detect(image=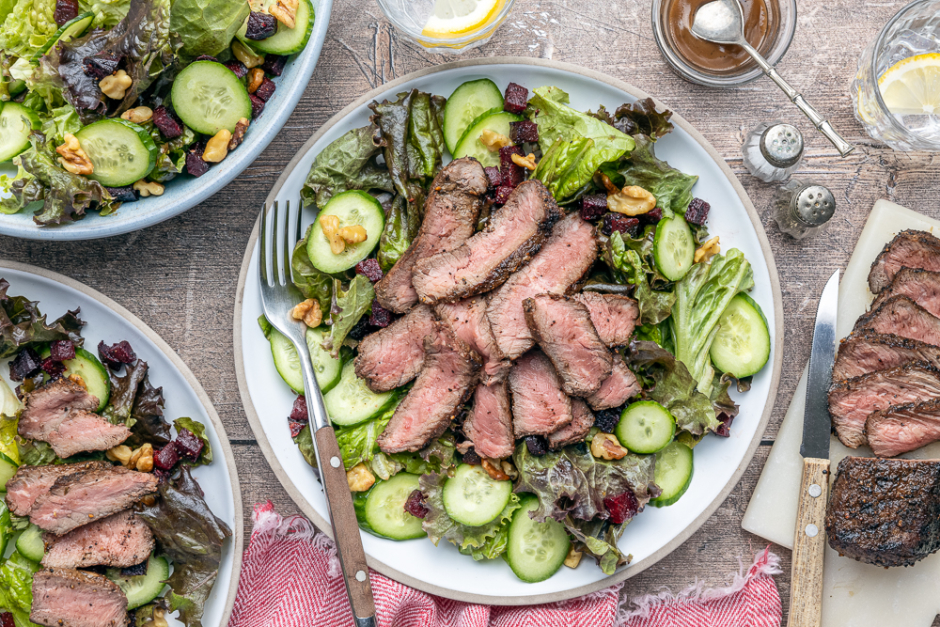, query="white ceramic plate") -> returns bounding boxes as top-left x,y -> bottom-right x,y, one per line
233,58 -> 783,605
0,261 -> 243,625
